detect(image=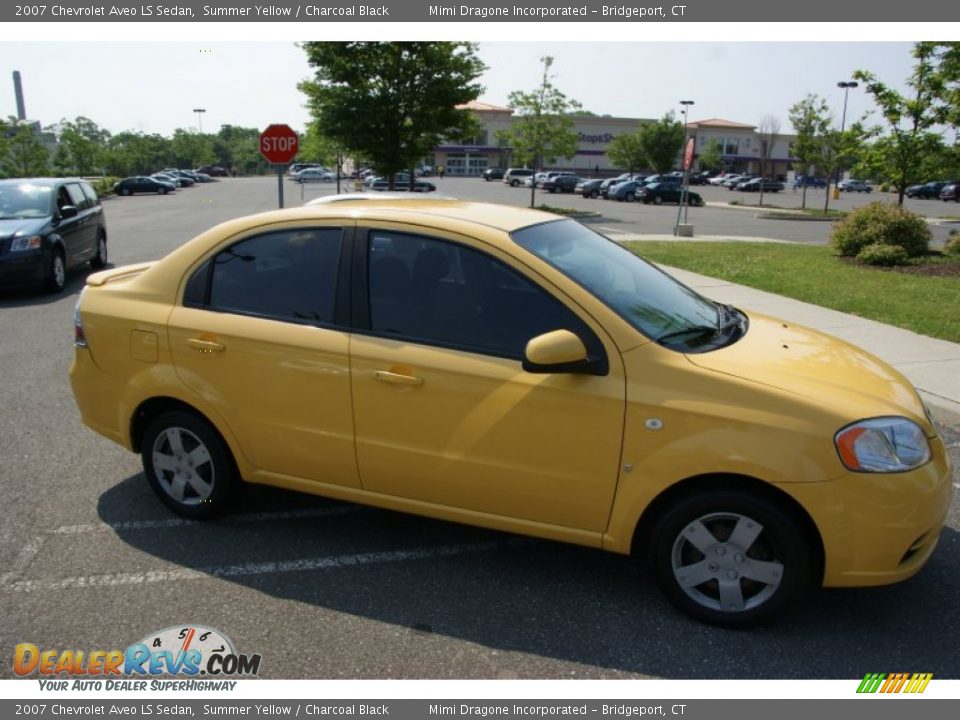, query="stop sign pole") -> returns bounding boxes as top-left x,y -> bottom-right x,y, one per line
259,124 -> 300,208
